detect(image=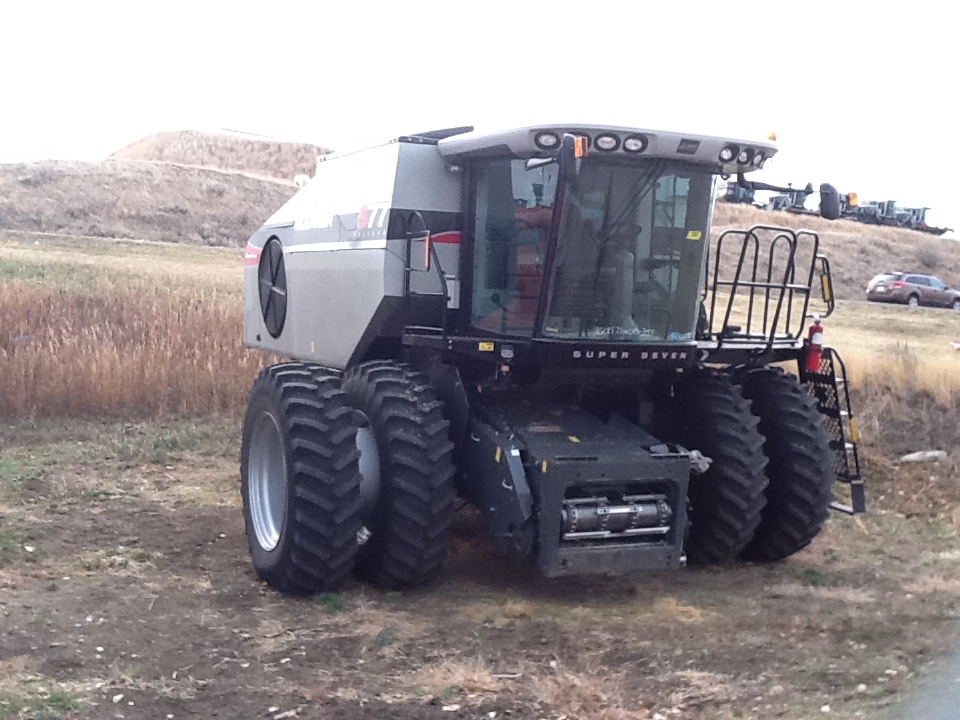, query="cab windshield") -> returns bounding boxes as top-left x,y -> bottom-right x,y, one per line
544,159 -> 713,342
469,157 -> 713,342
